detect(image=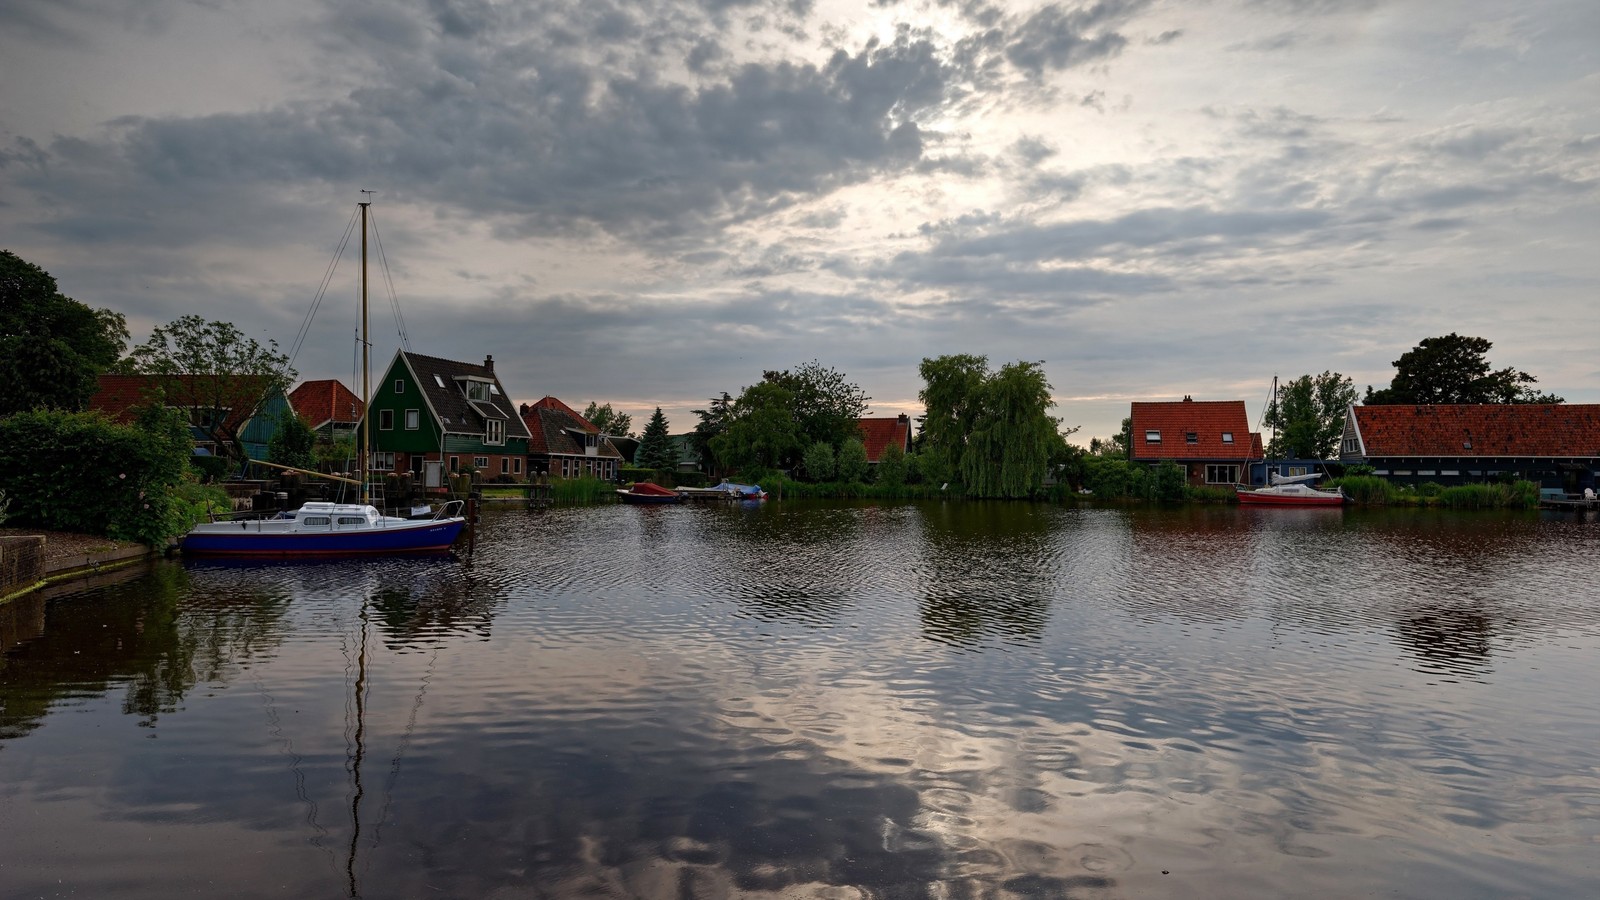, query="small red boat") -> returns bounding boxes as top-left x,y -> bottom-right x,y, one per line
617,482 -> 683,504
